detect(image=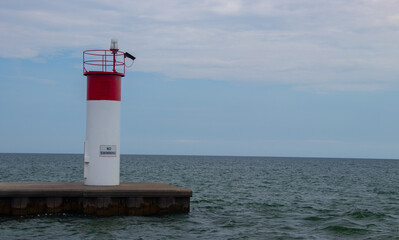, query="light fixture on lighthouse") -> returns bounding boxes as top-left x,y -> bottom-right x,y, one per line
110,38 -> 119,52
